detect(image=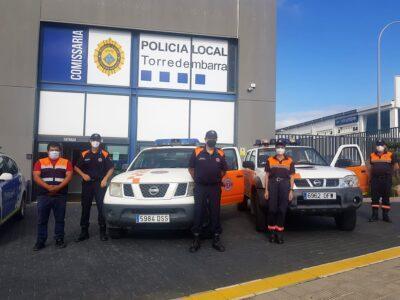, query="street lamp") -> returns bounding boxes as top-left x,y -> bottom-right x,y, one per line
377,20 -> 400,131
